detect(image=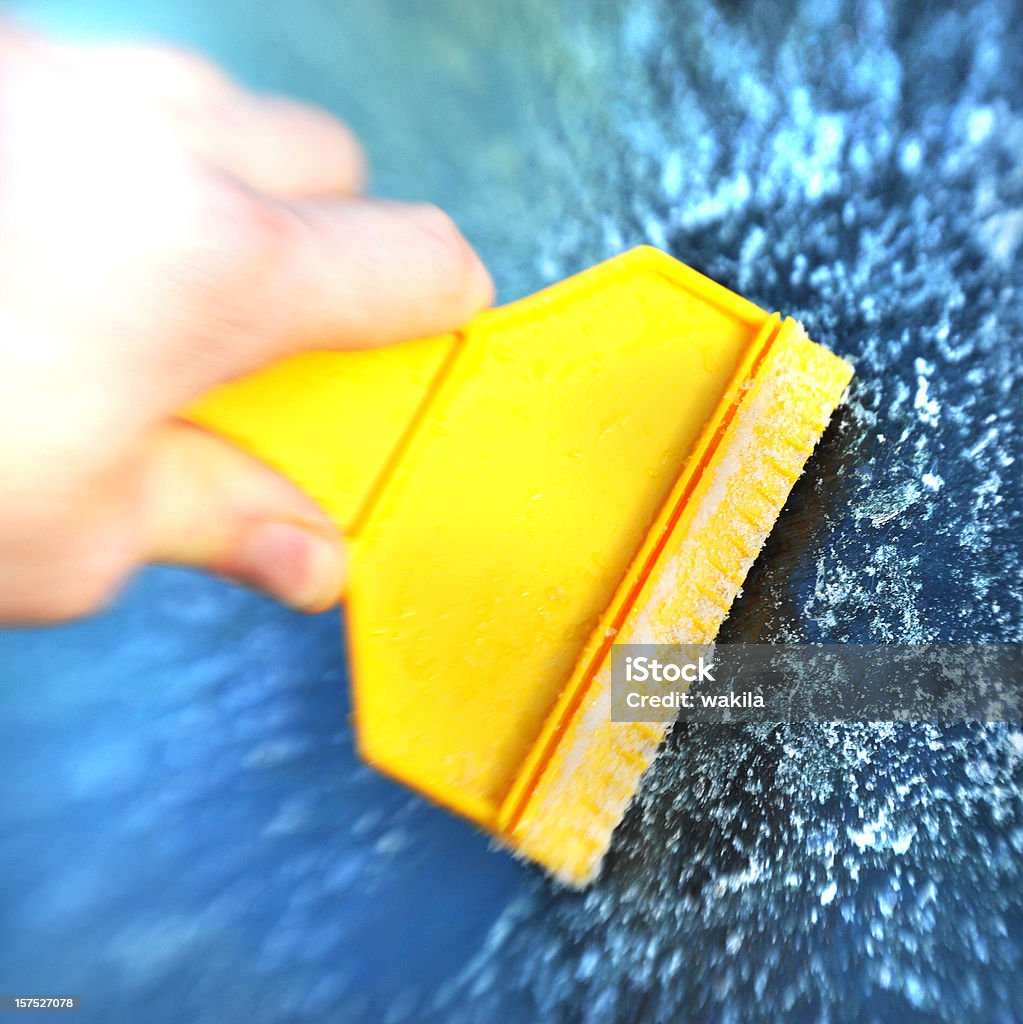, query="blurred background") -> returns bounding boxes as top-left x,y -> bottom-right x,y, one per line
0,0 -> 1021,1021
